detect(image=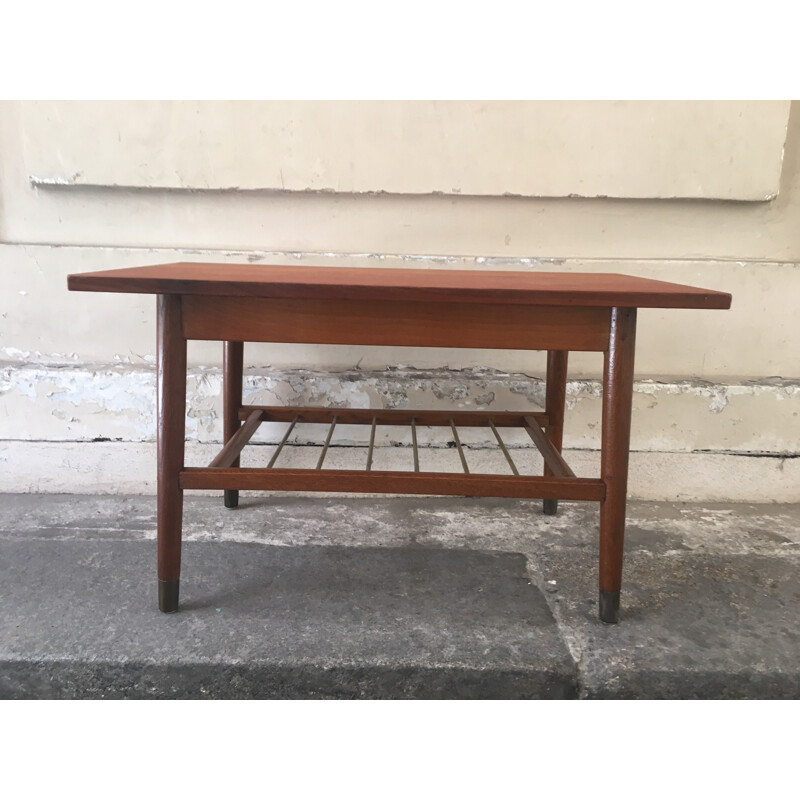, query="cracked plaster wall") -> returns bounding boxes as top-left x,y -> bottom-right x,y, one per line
1,364 -> 798,456
1,101 -> 799,499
